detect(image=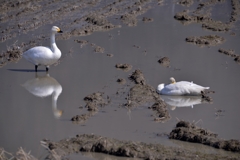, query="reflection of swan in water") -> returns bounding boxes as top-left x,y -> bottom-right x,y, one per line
22,73 -> 63,118
161,95 -> 204,110
157,77 -> 210,96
